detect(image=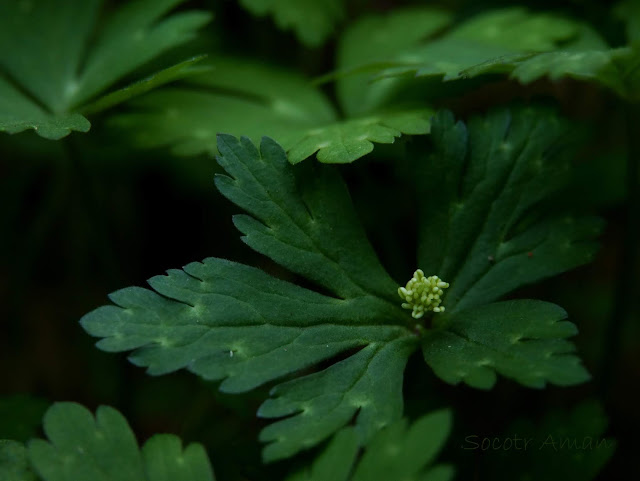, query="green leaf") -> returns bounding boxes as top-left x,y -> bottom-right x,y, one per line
82,108 -> 598,461
459,29 -> 640,100
0,440 -> 37,481
336,7 -> 452,116
0,0 -> 211,139
27,402 -> 215,481
141,435 -> 215,481
350,410 -> 453,481
287,410 -> 454,481
81,56 -> 212,115
259,337 -> 414,461
368,8 -> 579,81
284,110 -> 433,164
0,77 -> 91,139
214,134 -> 399,300
112,58 -> 433,163
359,6 -> 640,100
81,136 -> 415,460
238,0 -> 345,47
413,107 -> 603,314
285,429 -> 359,481
422,300 -> 589,389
